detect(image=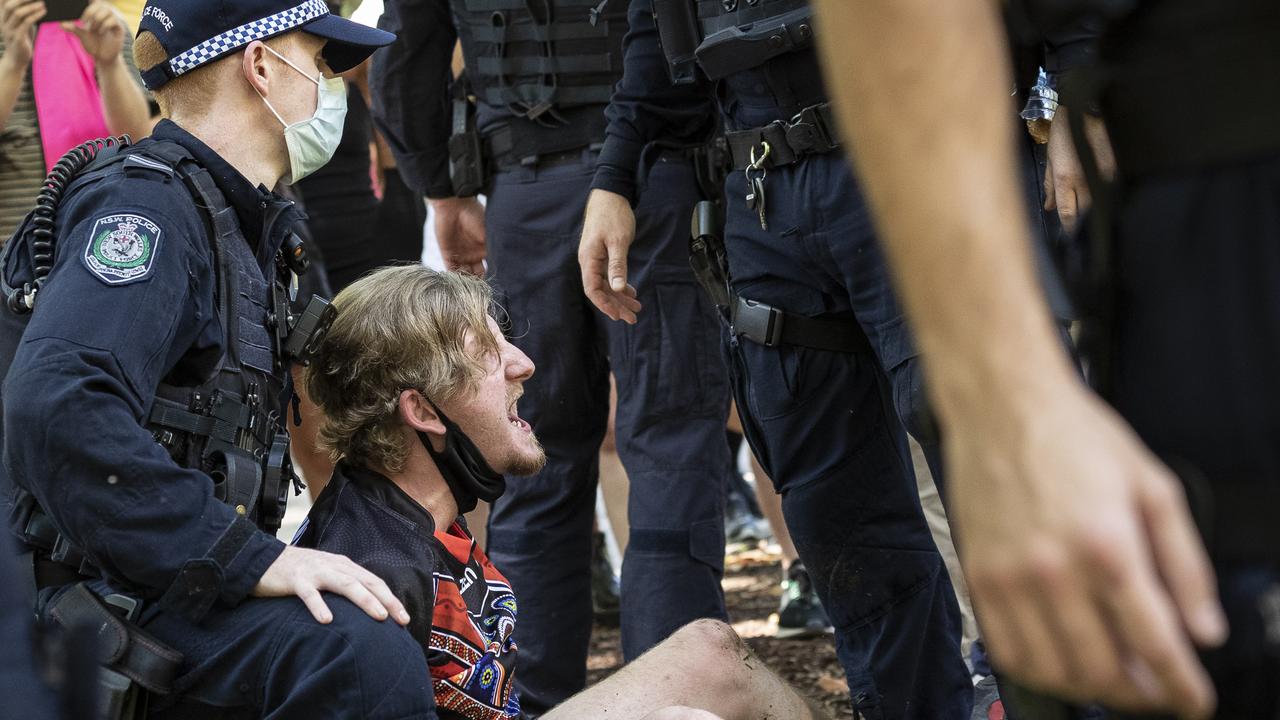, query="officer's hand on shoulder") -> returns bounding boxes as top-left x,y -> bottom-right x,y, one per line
429,196 -> 487,277
579,189 -> 641,324
254,545 -> 412,626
